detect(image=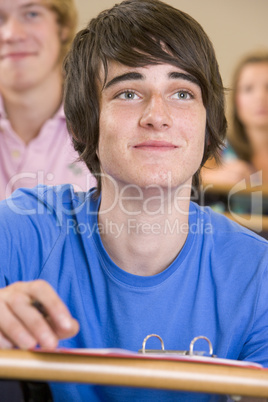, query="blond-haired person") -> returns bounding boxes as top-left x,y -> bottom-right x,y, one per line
0,0 -> 94,200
